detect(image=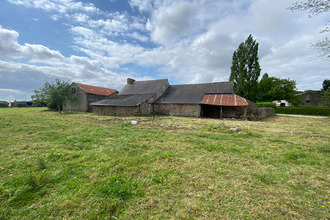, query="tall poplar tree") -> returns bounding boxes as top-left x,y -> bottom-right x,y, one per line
229,34 -> 261,102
